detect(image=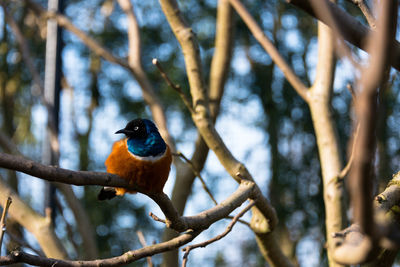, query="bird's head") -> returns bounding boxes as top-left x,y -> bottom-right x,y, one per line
115,118 -> 149,139
116,119 -> 166,157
